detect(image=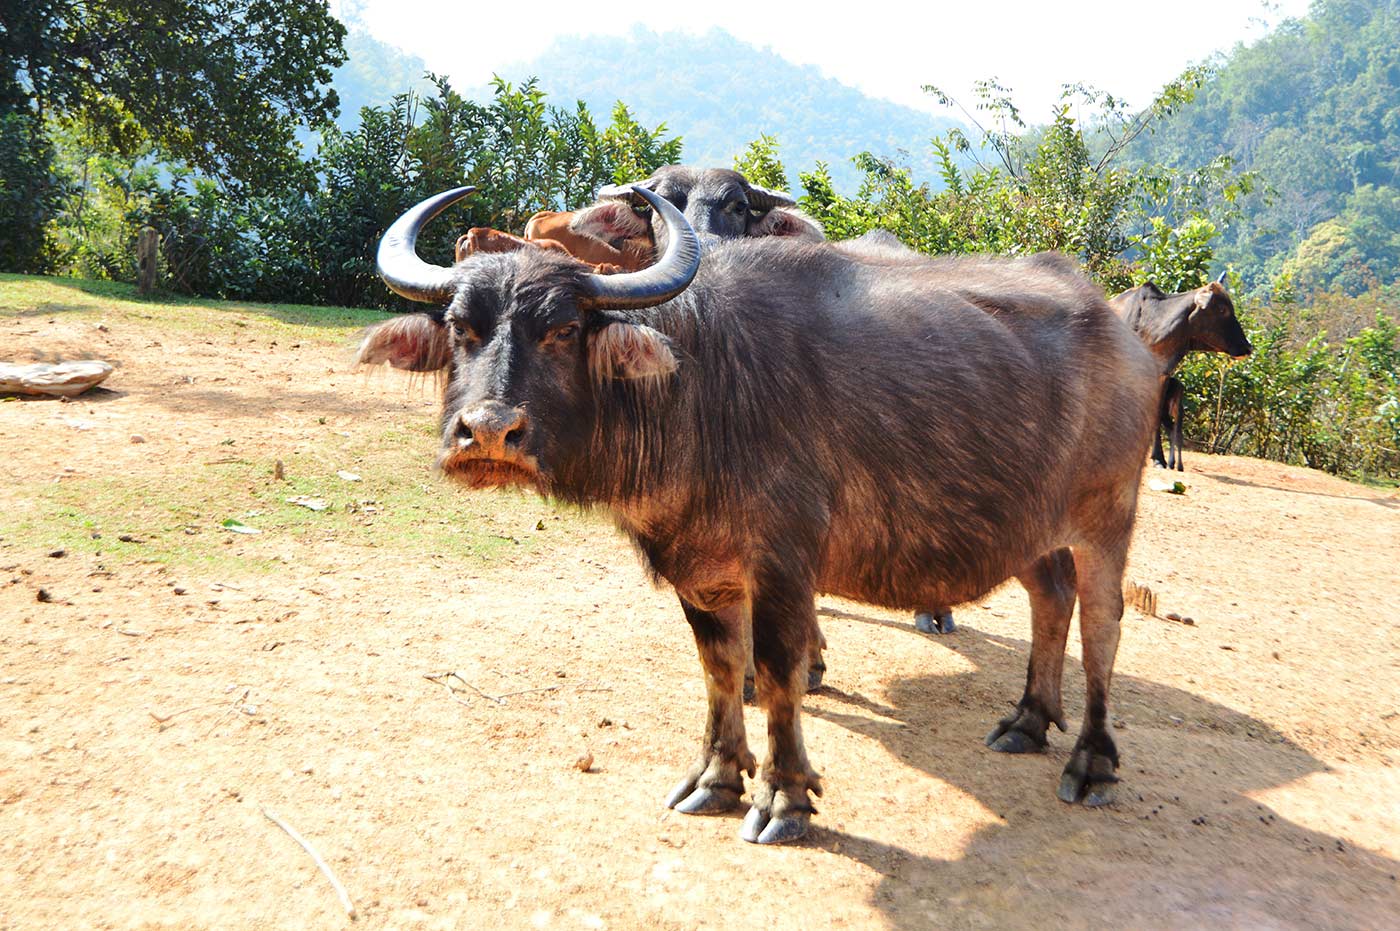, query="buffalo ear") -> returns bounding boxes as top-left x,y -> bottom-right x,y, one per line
747,207 -> 825,241
589,322 -> 677,384
570,201 -> 651,245
357,314 -> 451,372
